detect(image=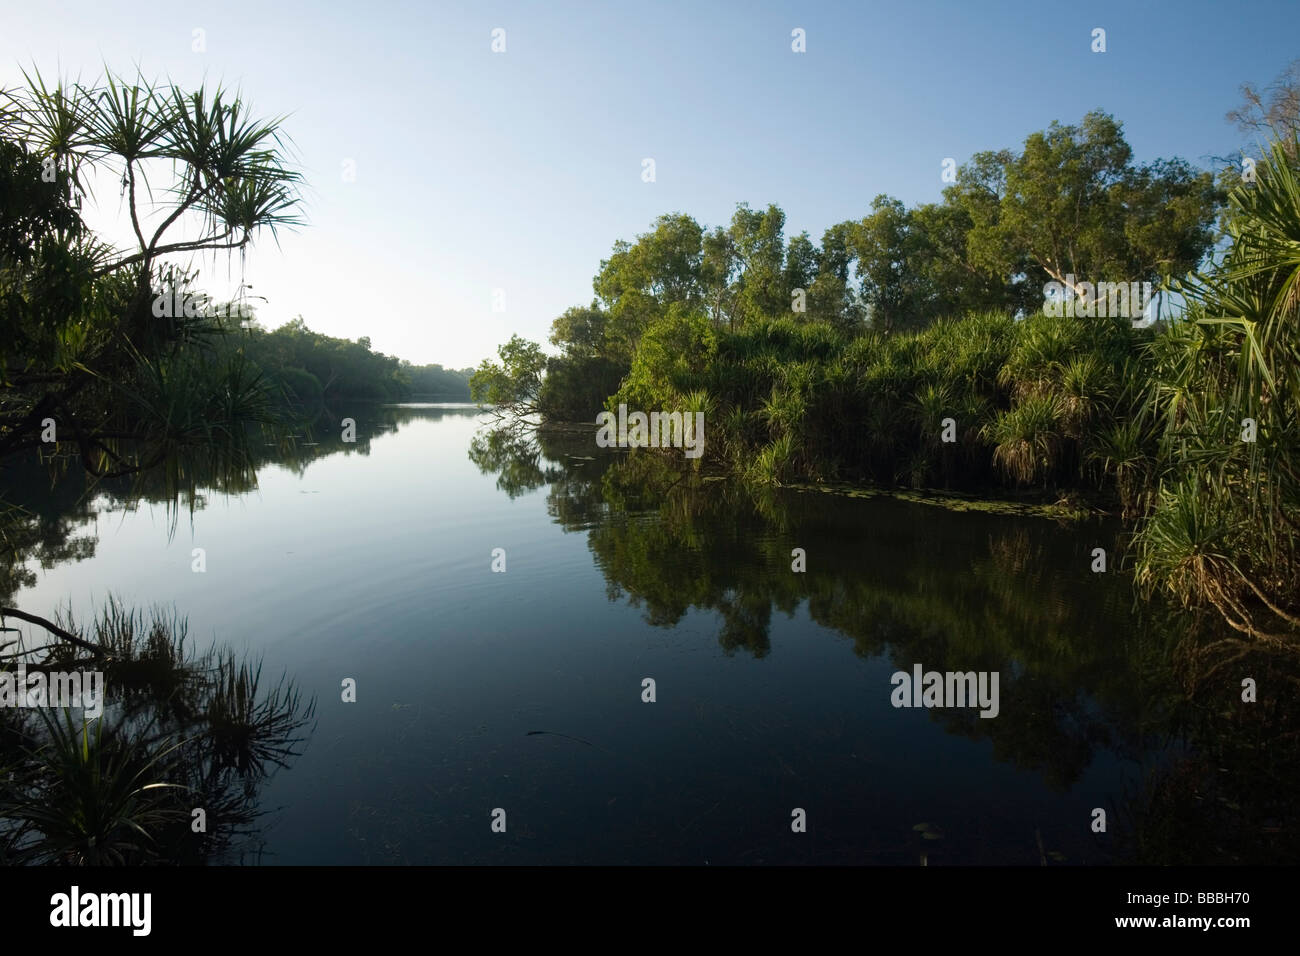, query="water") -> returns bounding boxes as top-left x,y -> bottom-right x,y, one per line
3,404 -> 1289,864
